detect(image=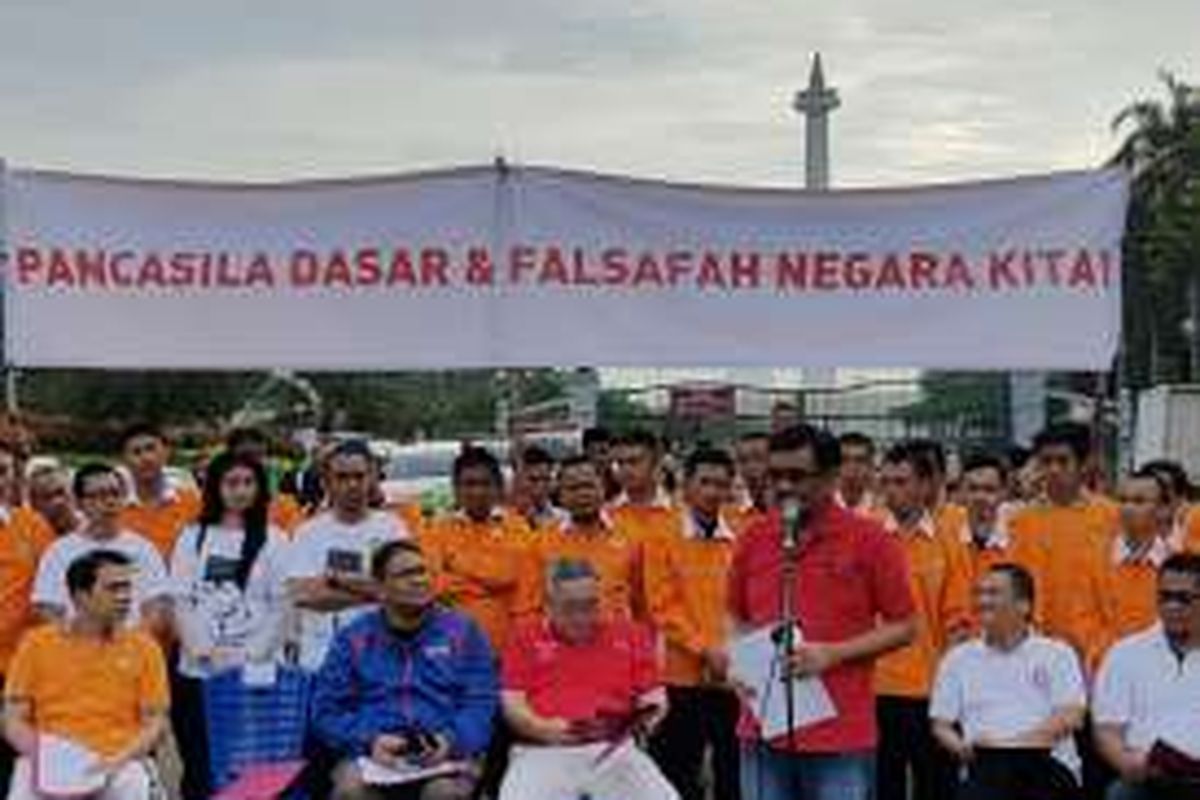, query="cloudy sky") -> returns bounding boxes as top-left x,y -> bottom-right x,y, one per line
1,1 -> 1197,189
